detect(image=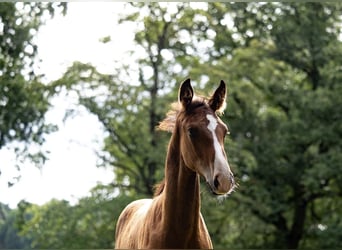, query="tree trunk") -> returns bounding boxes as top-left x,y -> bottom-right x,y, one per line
287,186 -> 308,249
